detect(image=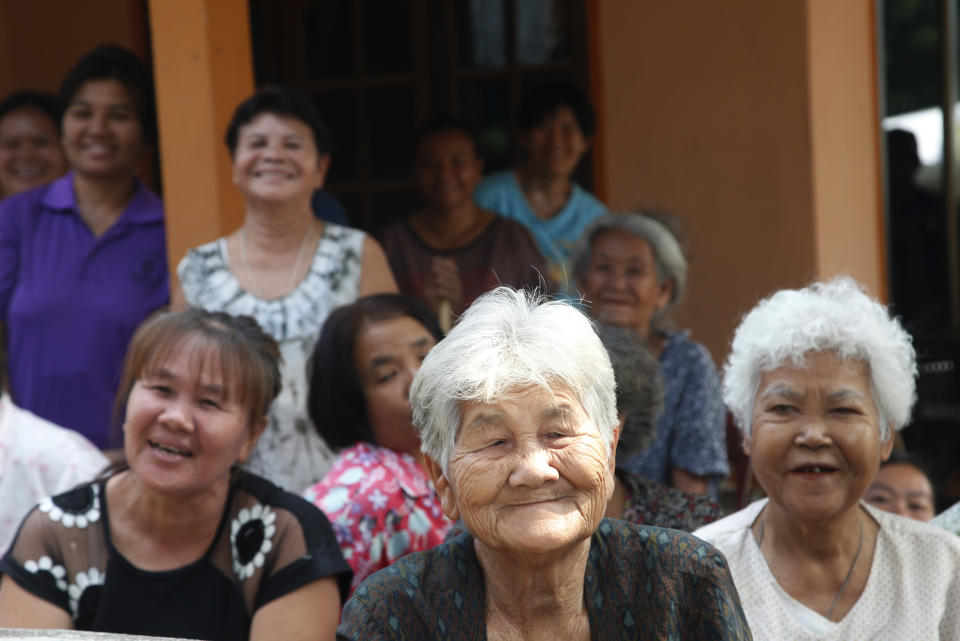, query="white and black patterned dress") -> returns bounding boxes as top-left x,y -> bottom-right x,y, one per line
178,223 -> 365,492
